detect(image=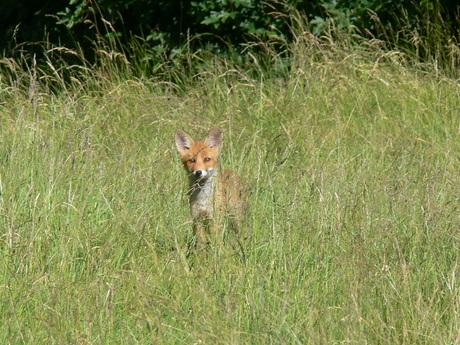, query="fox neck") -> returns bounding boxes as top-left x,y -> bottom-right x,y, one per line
188,169 -> 218,218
